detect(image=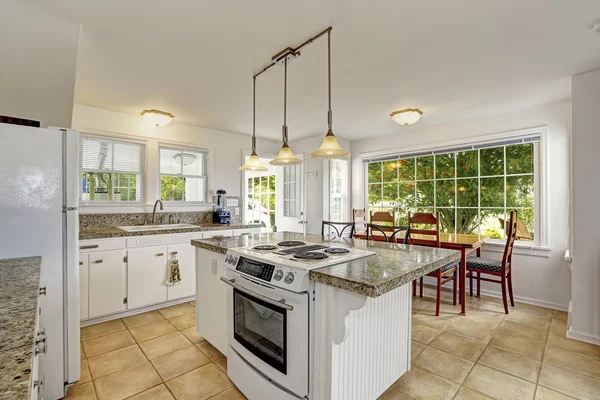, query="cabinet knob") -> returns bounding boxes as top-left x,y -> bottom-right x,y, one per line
155,253 -> 164,257
33,376 -> 44,392
39,286 -> 46,296
35,340 -> 47,356
92,259 -> 103,264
